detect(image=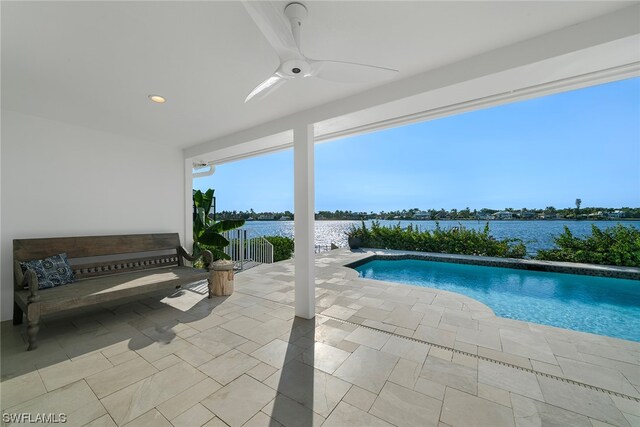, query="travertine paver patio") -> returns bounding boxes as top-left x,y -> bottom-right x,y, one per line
1,248 -> 639,426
